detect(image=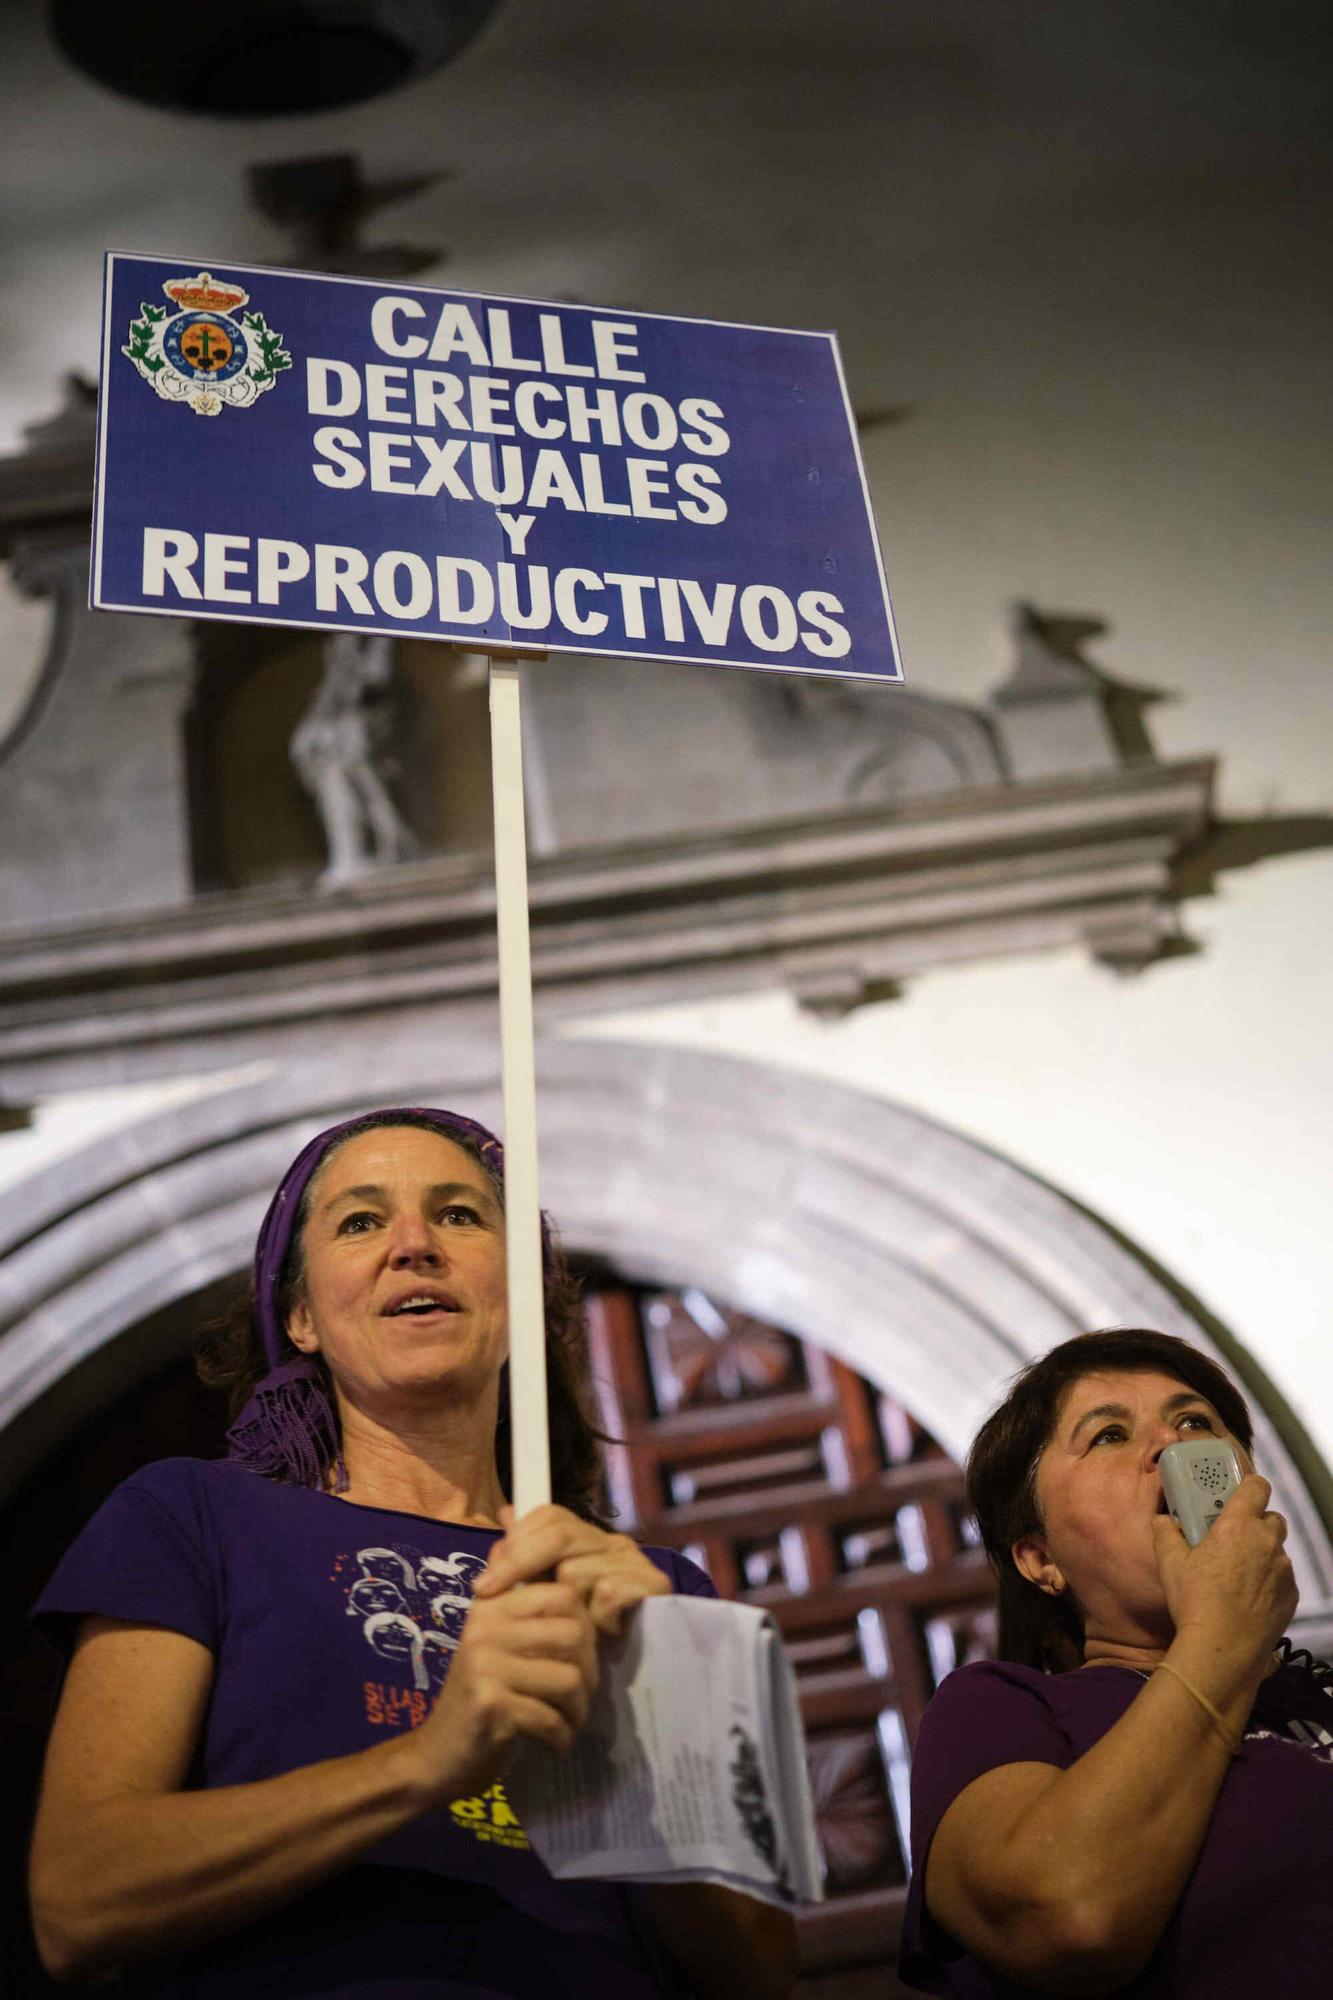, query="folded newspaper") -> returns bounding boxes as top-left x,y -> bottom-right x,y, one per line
506,1594 -> 825,1907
